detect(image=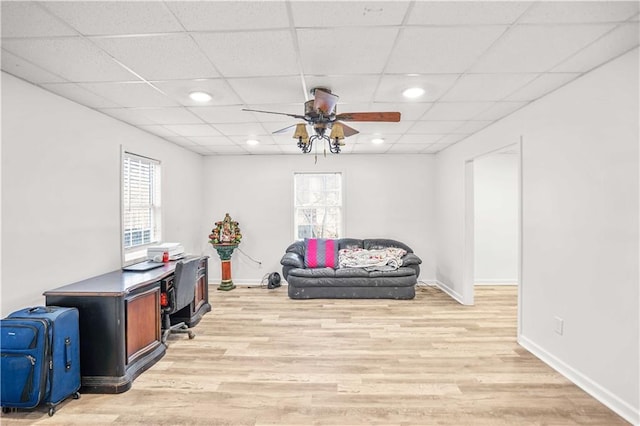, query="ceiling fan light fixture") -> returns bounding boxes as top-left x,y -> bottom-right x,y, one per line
329,123 -> 345,141
402,87 -> 425,99
189,91 -> 212,102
